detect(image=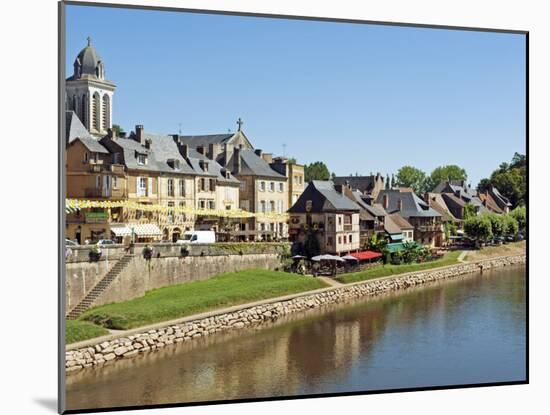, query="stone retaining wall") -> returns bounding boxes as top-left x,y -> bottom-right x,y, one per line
66,254 -> 526,374
66,243 -> 288,313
